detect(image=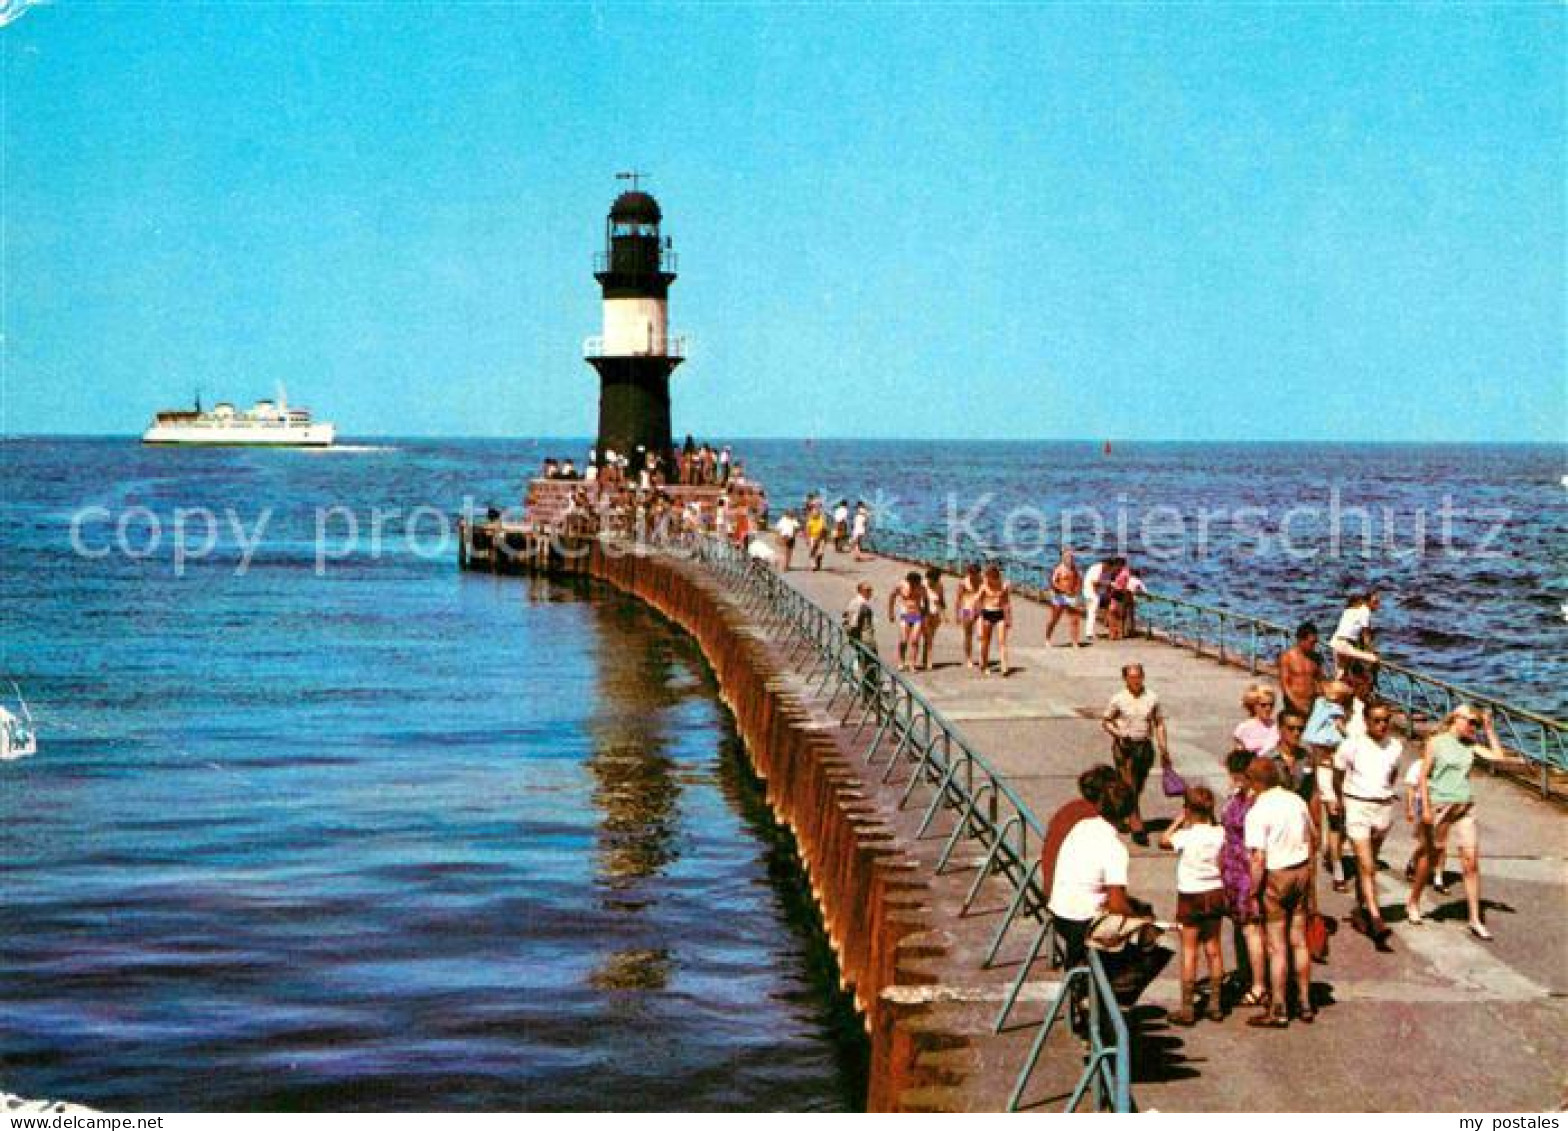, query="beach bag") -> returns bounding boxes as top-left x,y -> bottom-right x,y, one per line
1161,765 -> 1187,797
1306,911 -> 1337,962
